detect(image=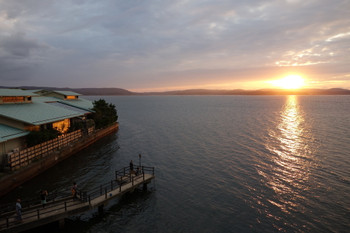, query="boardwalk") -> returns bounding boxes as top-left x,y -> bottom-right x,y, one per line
0,166 -> 155,233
